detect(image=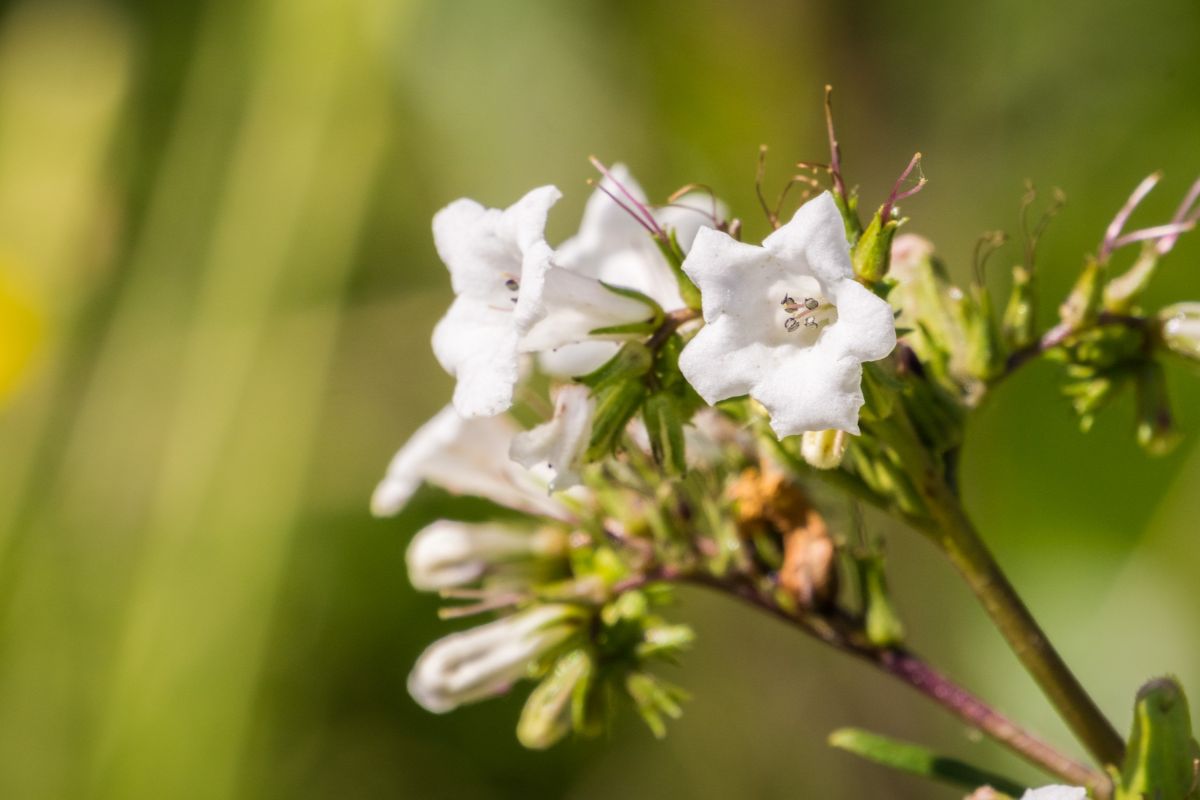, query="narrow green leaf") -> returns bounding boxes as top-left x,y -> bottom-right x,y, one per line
829,728 -> 1026,797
